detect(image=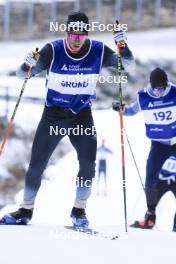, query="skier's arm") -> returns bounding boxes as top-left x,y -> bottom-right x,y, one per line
102,44 -> 135,72
105,147 -> 113,154
16,44 -> 53,78
124,100 -> 140,116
